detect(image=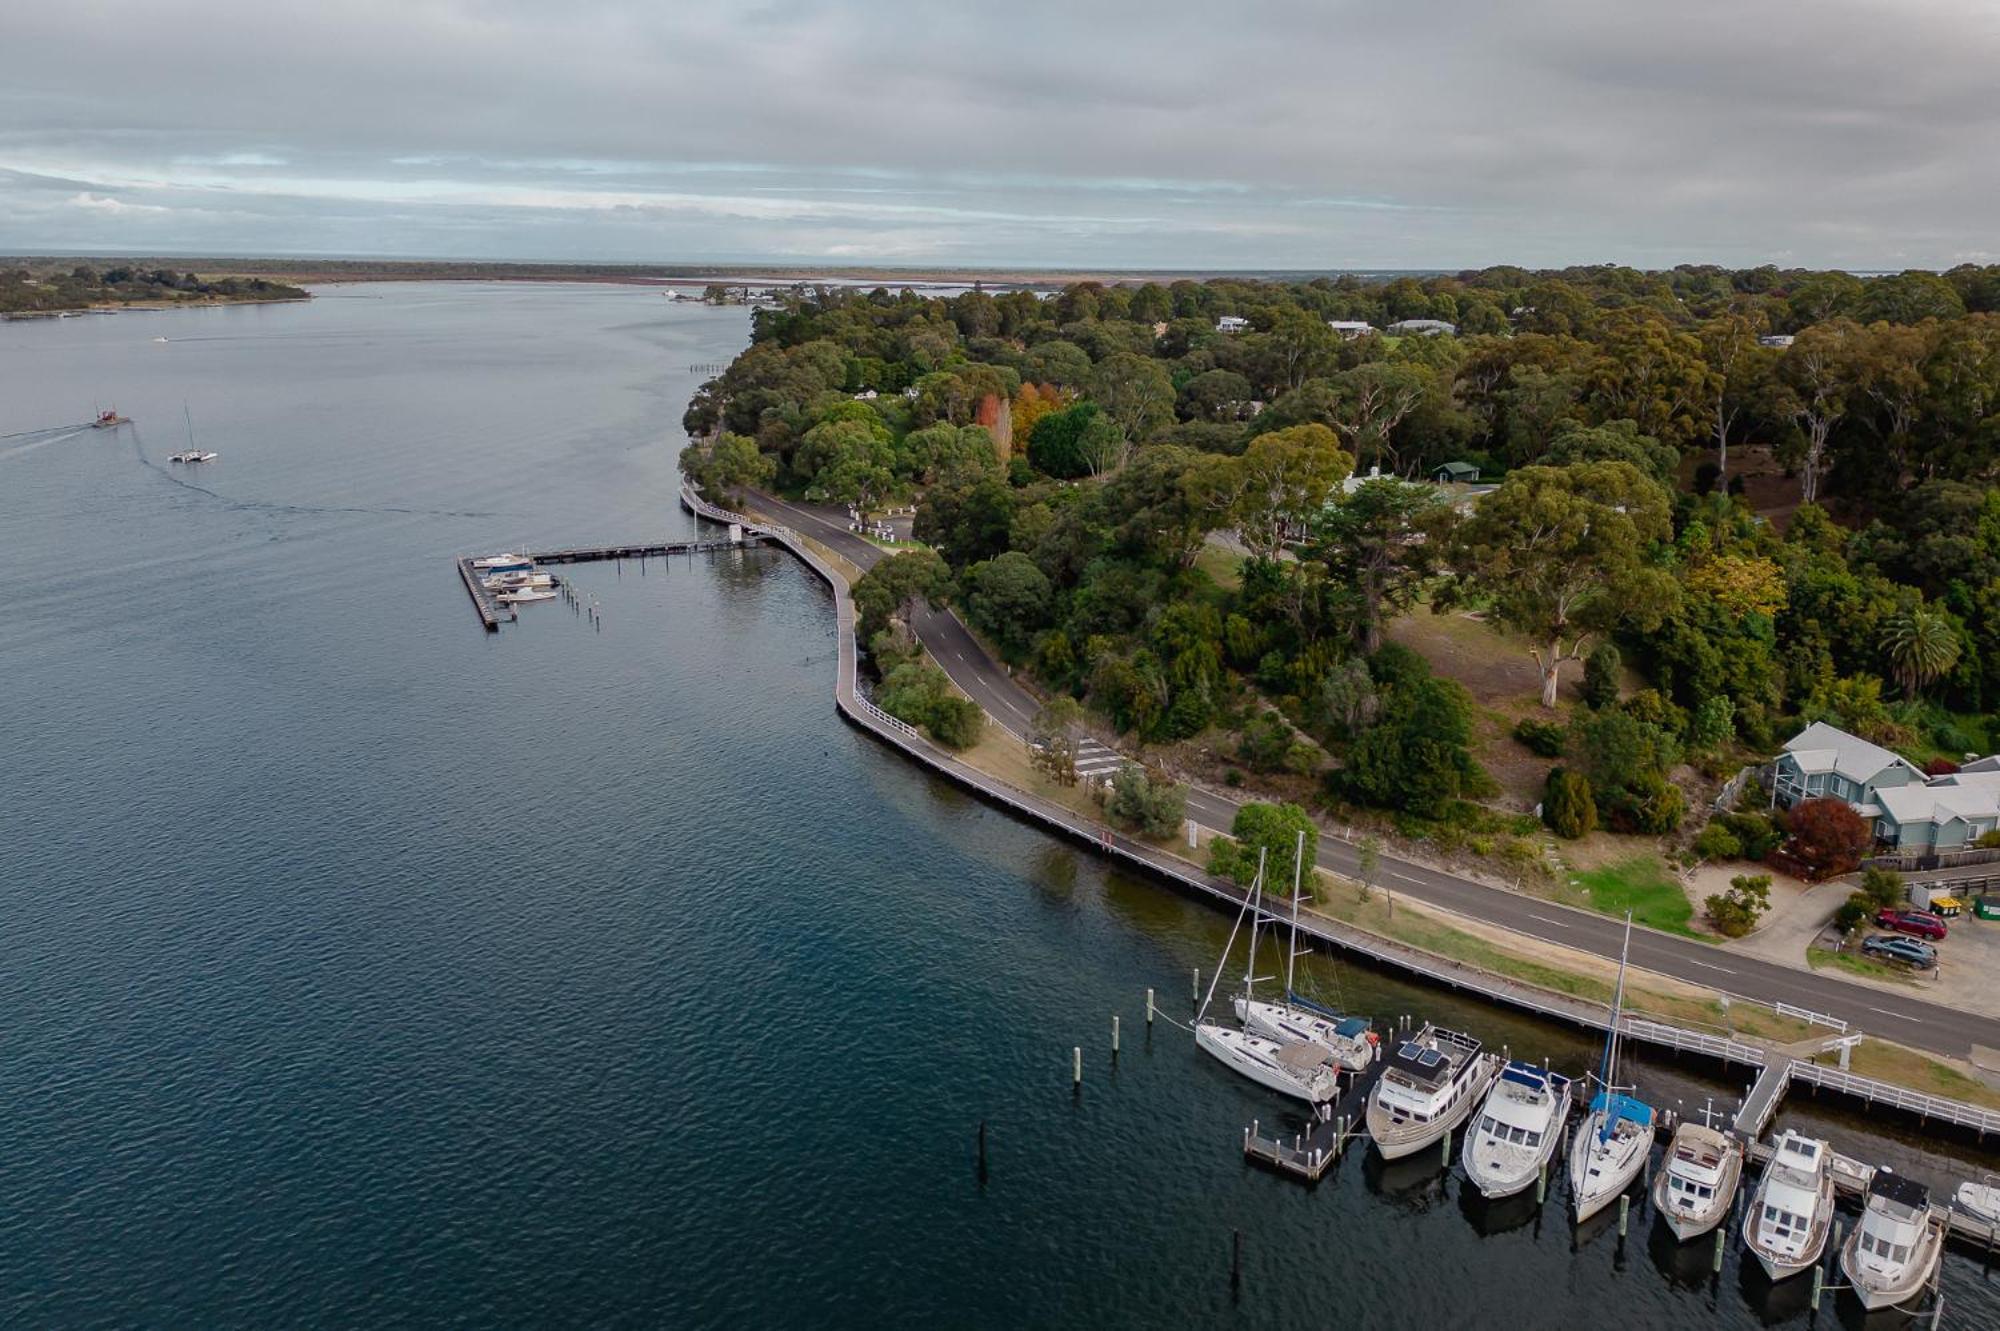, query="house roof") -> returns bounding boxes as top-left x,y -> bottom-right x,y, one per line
1387,318 -> 1457,333
1434,461 -> 1479,478
1781,721 -> 1919,786
1878,772 -> 2000,827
